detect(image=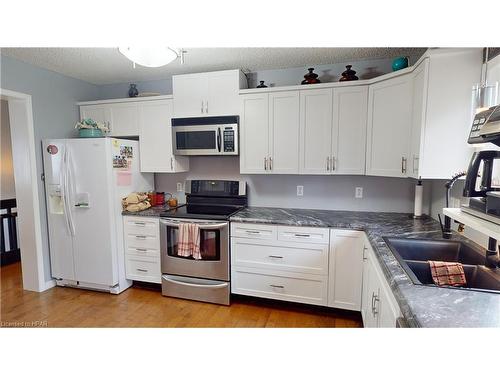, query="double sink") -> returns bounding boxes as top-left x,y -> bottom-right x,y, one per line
384,237 -> 500,293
